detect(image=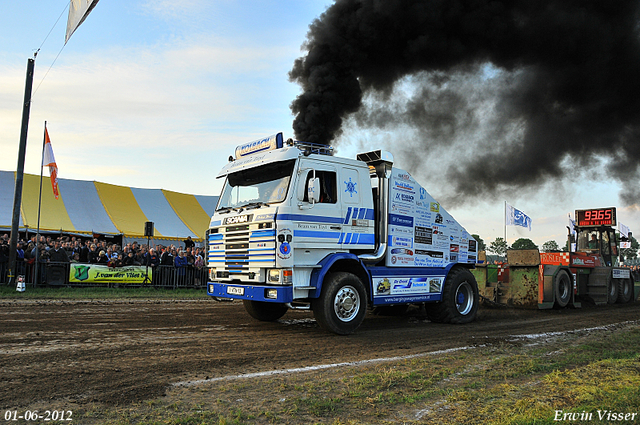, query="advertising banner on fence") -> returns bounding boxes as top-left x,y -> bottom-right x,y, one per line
69,264 -> 151,284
